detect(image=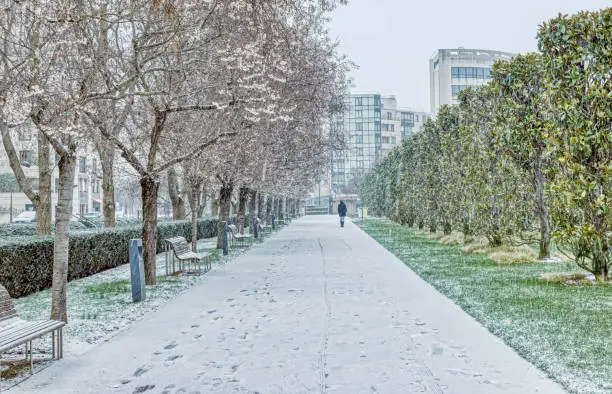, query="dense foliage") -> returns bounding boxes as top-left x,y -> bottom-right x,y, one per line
0,218 -> 218,297
361,8 -> 611,281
